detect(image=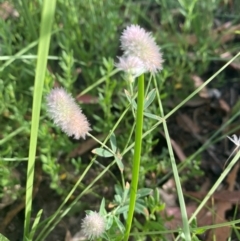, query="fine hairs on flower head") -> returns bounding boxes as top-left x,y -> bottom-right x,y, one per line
46,88 -> 91,139
116,24 -> 163,77
81,211 -> 106,239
